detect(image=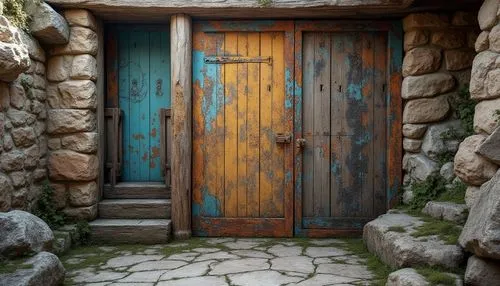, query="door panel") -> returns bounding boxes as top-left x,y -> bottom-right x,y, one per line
300,31 -> 389,231
193,21 -> 294,237
117,27 -> 170,182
